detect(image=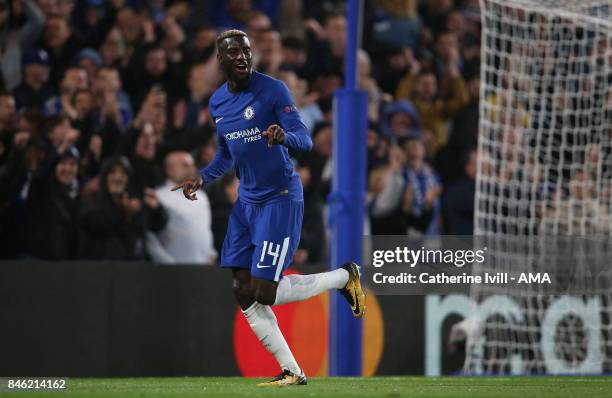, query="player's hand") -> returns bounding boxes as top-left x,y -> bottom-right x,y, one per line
171,175 -> 203,201
262,124 -> 284,147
